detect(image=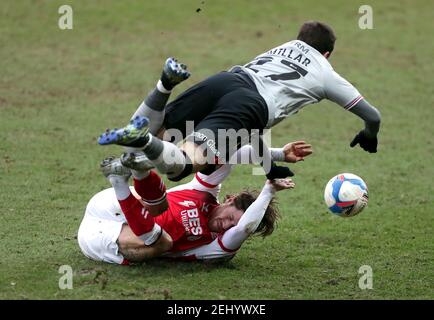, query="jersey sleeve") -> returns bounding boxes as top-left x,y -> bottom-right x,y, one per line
191,165 -> 234,198
219,183 -> 275,250
324,70 -> 364,110
162,235 -> 238,262
230,144 -> 286,164
167,164 -> 234,199
192,142 -> 277,197
170,143 -> 284,199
